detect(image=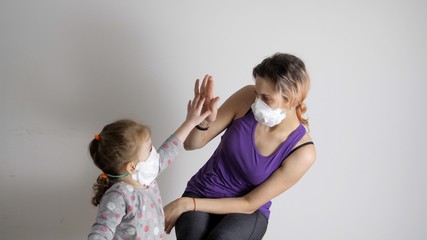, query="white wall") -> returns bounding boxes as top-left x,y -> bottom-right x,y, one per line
1,0 -> 426,239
